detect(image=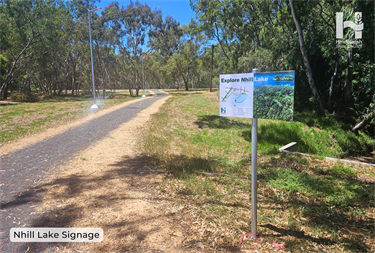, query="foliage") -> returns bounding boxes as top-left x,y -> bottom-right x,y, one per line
0,0 -> 373,133
191,0 -> 375,134
0,54 -> 7,83
253,85 -> 294,121
10,92 -> 40,102
0,0 -> 191,99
